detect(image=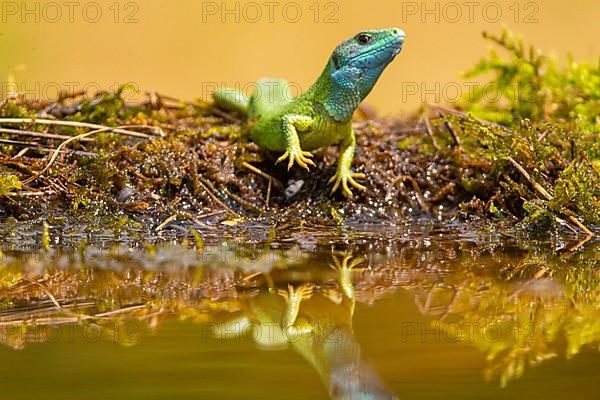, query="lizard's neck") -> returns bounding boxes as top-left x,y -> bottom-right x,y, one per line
309,60 -> 372,123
